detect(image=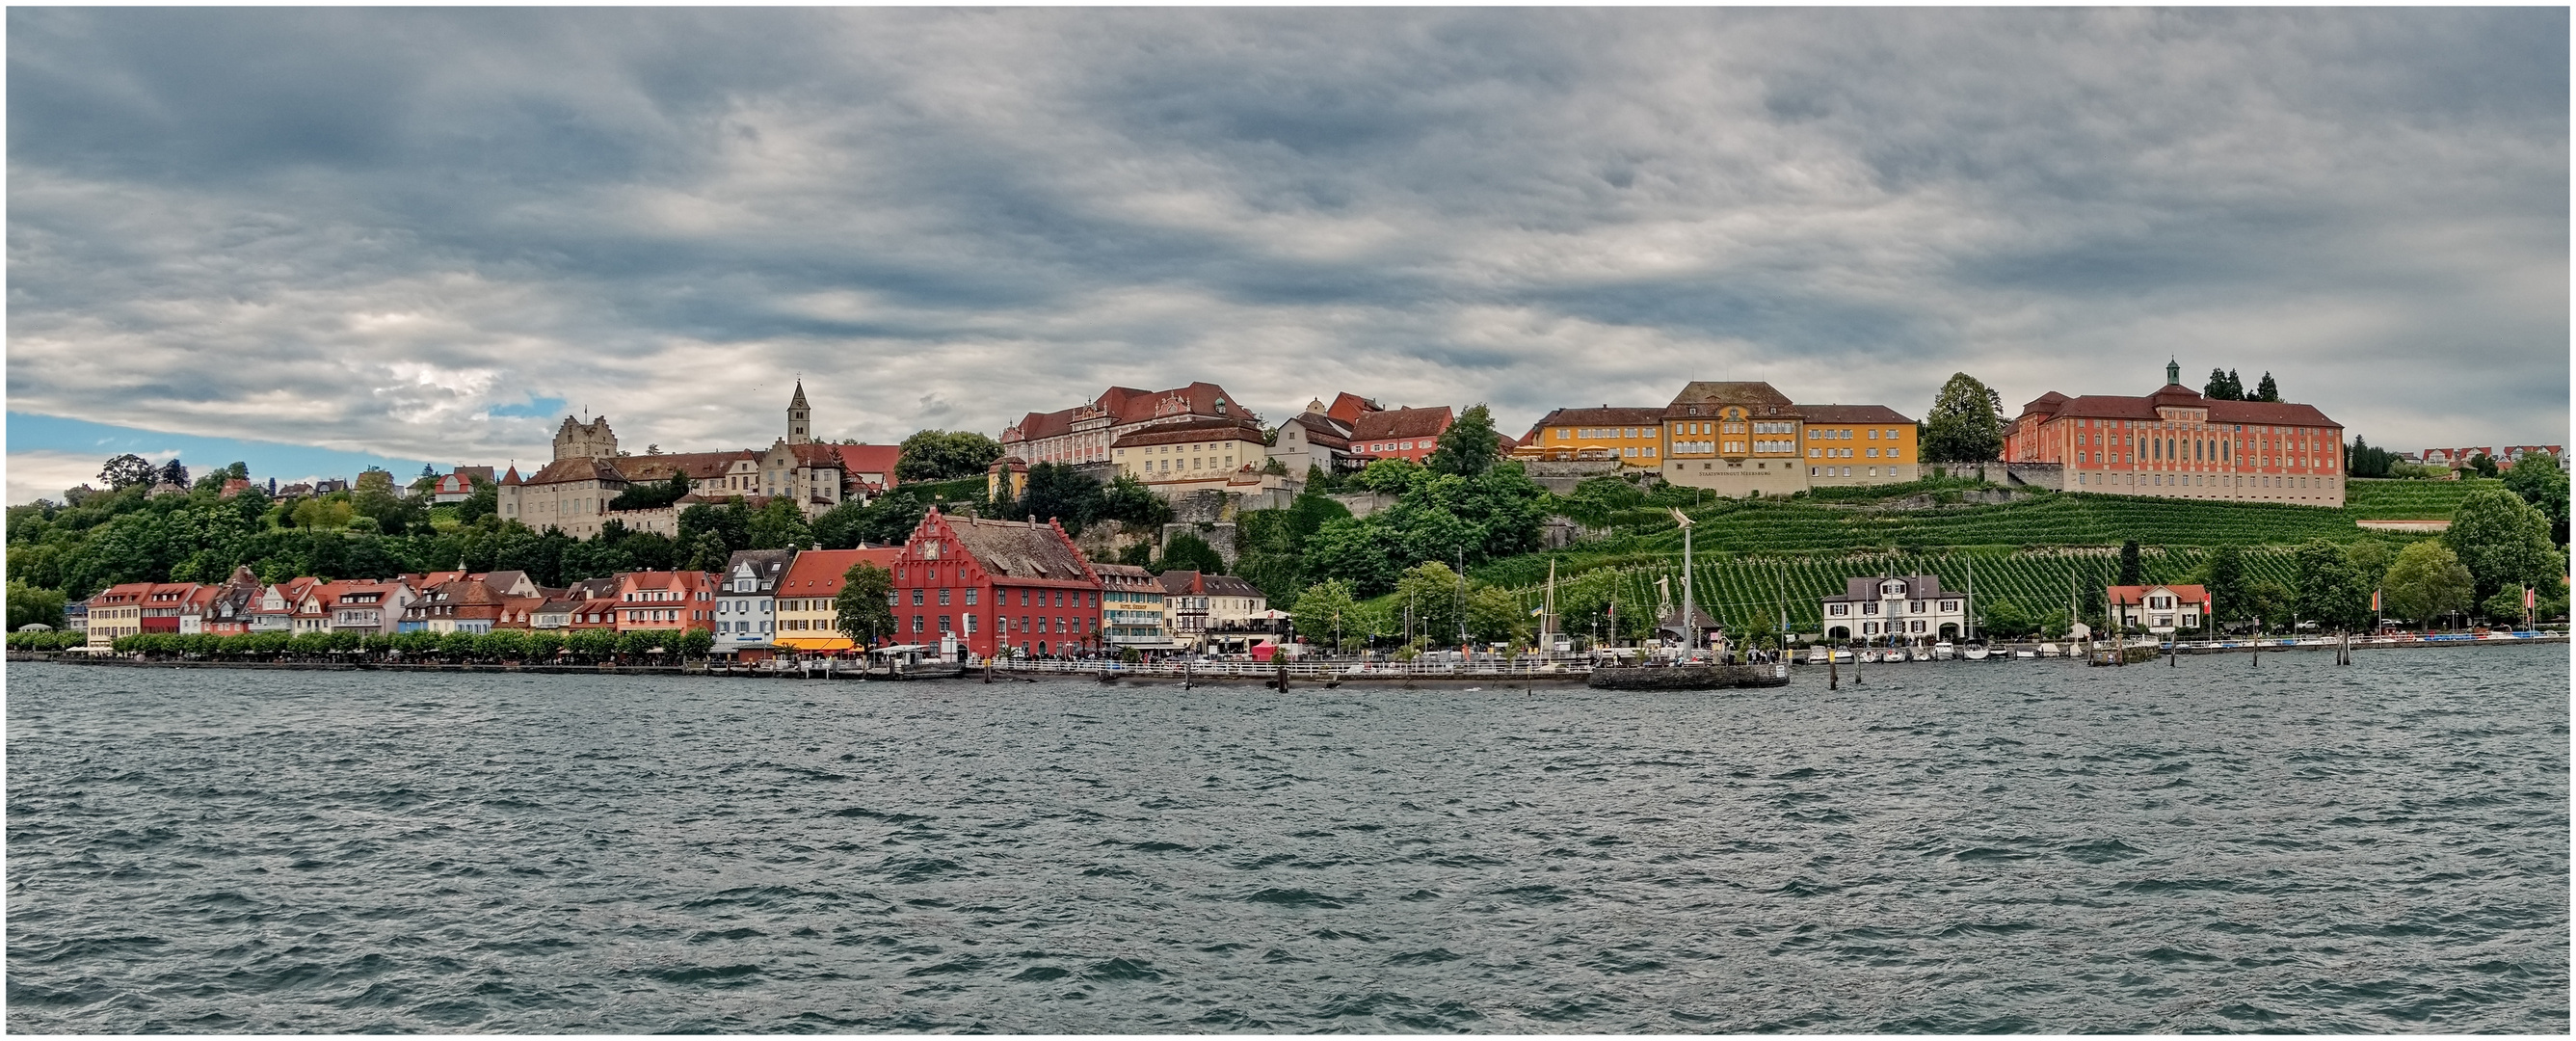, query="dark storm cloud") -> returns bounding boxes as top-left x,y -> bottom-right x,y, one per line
8,8 -> 2563,484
